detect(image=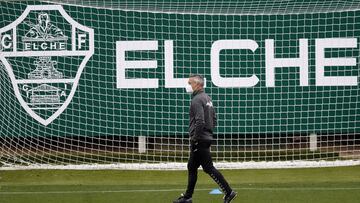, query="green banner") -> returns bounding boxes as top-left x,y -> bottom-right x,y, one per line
0,1 -> 359,137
